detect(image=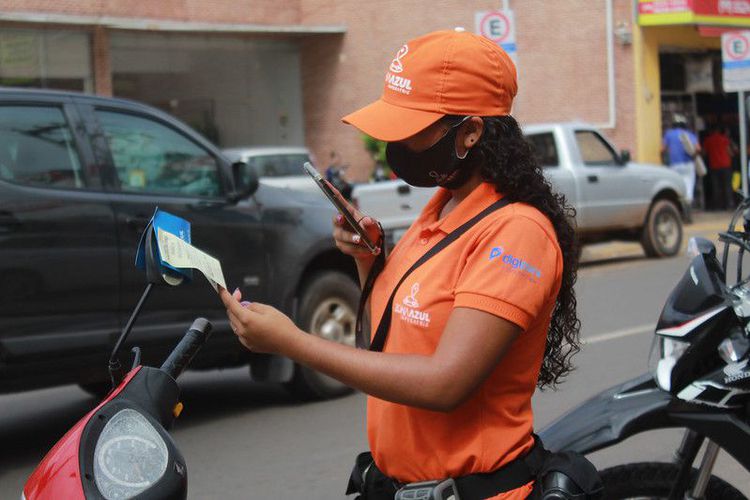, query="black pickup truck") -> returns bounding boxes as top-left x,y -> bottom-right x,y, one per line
0,88 -> 359,399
